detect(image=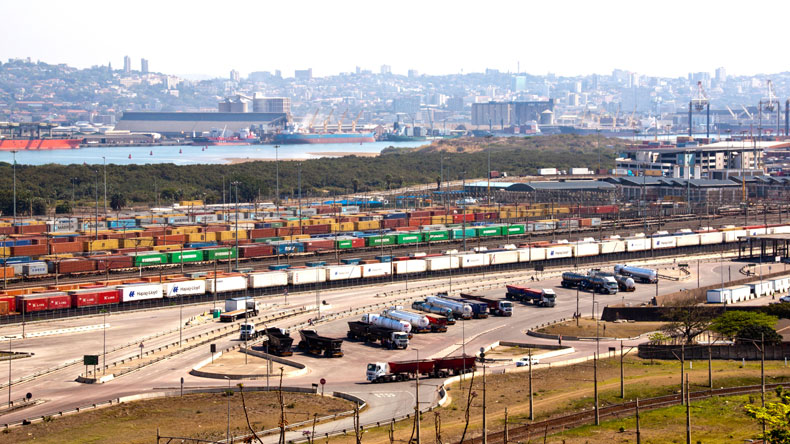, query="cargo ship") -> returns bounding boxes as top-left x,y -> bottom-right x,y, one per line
0,138 -> 82,150
273,132 -> 376,144
191,136 -> 254,146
